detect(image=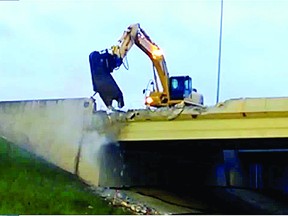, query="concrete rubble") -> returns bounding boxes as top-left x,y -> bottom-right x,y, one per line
90,187 -> 160,215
